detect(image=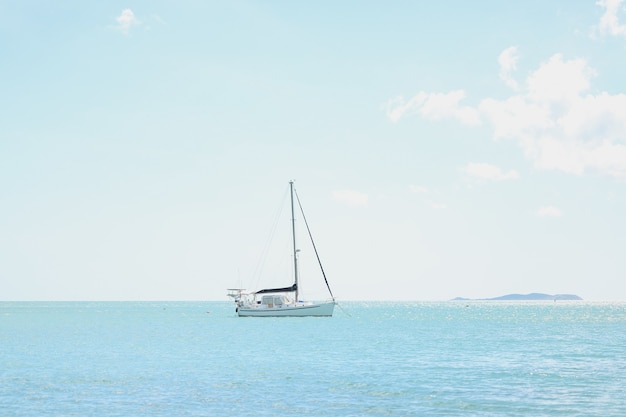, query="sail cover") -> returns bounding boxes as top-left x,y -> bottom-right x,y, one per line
255,283 -> 297,294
